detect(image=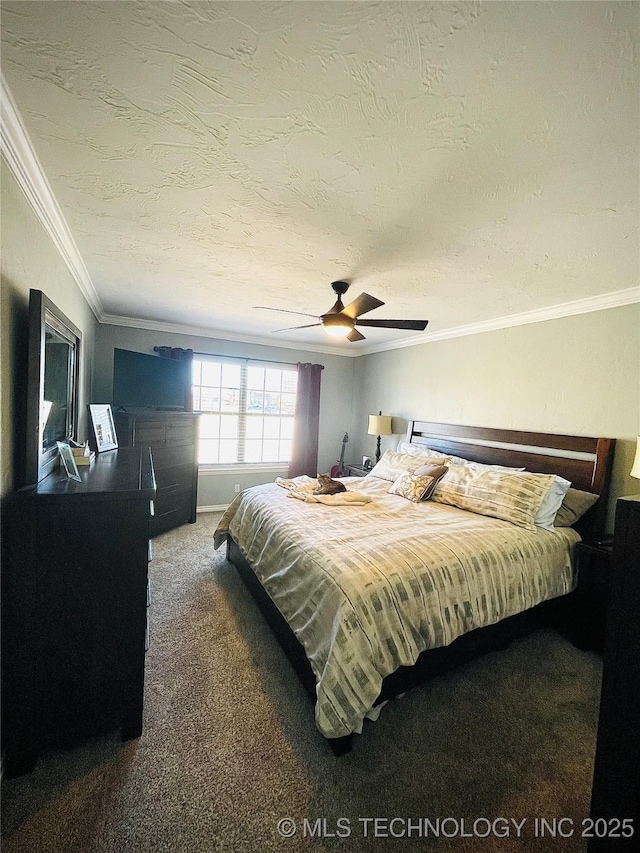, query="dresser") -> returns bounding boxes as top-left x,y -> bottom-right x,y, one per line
114,410 -> 199,536
572,540 -> 613,652
1,447 -> 156,777
589,495 -> 640,849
